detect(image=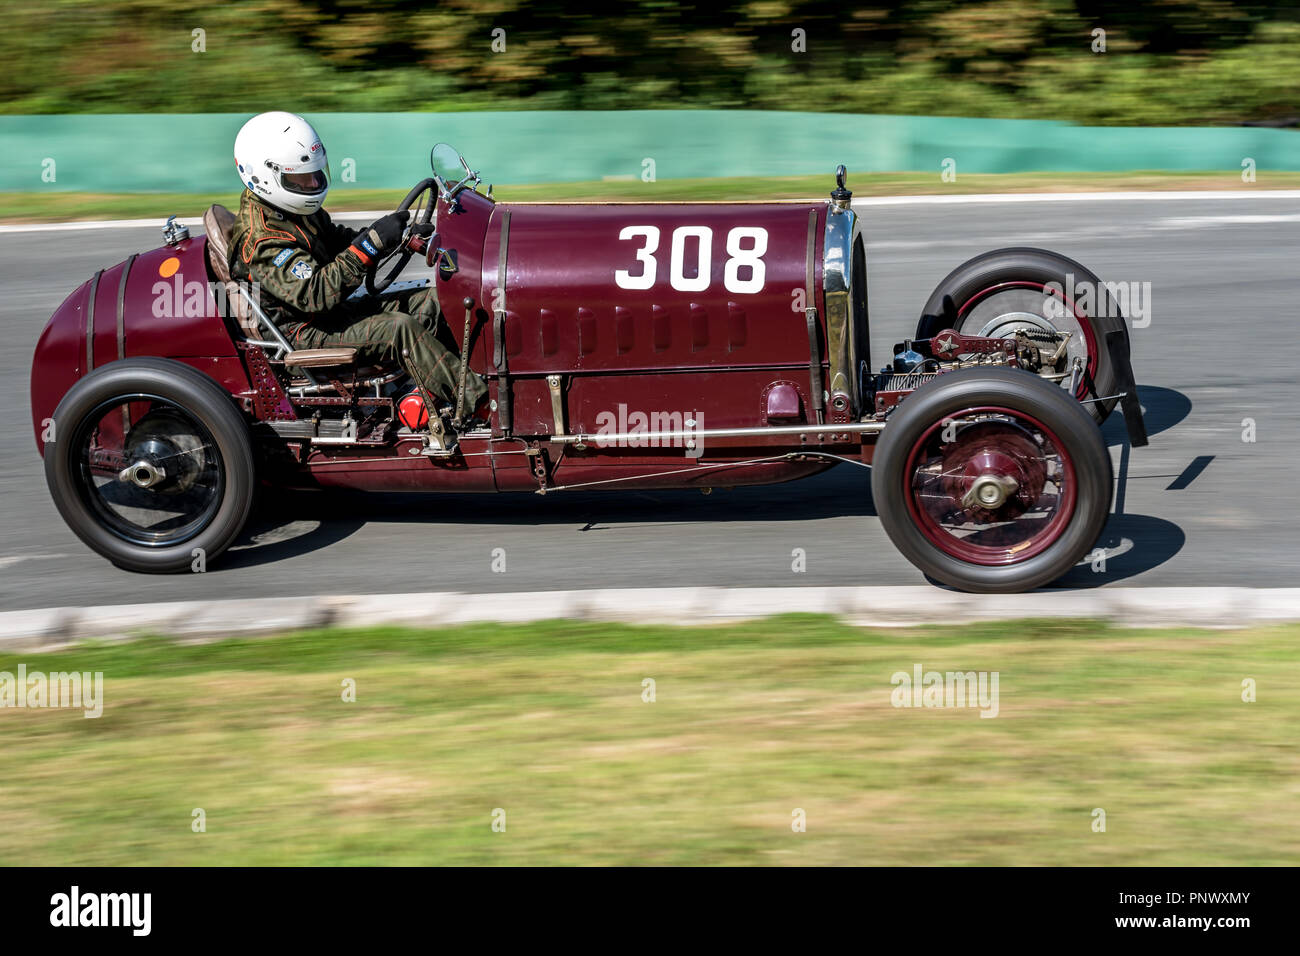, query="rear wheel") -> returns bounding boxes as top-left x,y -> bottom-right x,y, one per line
872,366 -> 1112,592
44,358 -> 254,572
916,248 -> 1128,423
